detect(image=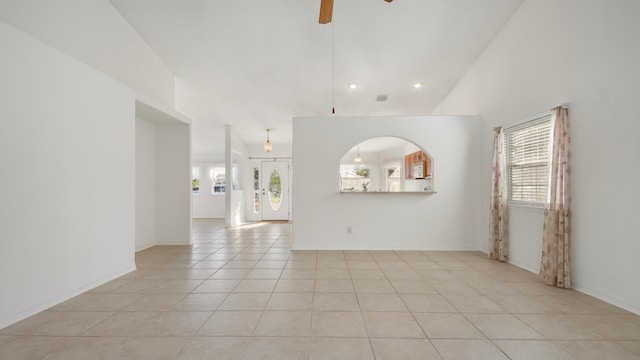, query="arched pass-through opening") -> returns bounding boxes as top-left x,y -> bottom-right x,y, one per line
339,137 -> 434,193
